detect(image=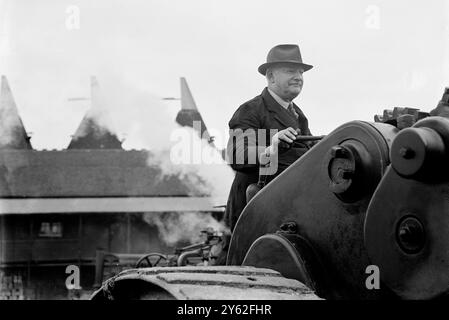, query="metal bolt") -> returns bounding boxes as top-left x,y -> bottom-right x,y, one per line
399,147 -> 415,159
396,216 -> 425,254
